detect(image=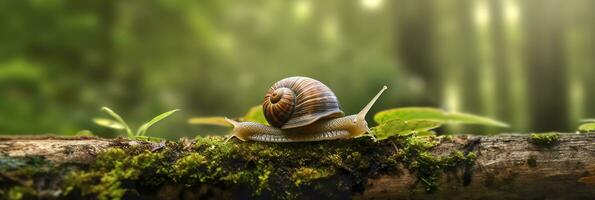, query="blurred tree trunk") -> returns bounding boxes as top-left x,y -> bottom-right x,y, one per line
523,0 -> 568,132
